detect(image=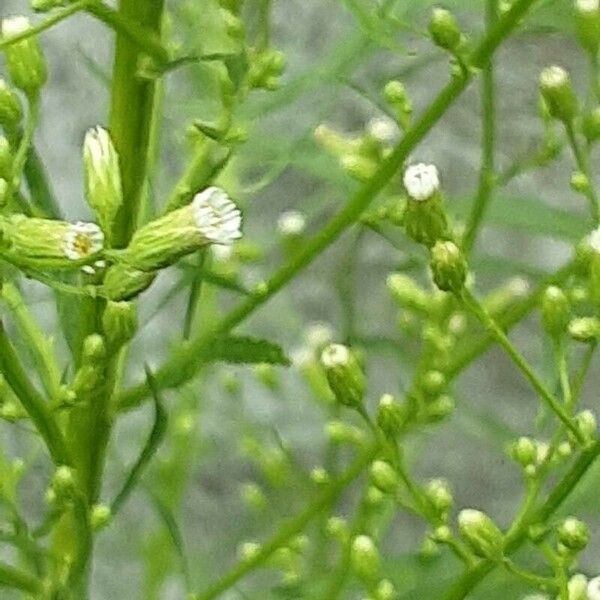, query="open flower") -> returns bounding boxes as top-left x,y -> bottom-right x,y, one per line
63,222 -> 104,261
193,187 -> 242,245
403,163 -> 440,201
